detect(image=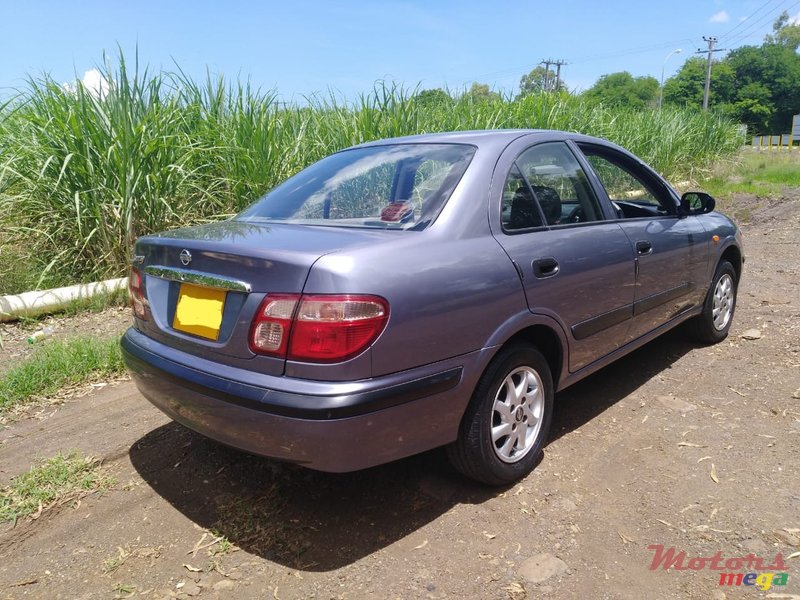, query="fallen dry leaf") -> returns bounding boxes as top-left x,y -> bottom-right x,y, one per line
710,464 -> 719,483
787,551 -> 800,560
656,519 -> 675,529
618,531 -> 635,544
413,540 -> 428,550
